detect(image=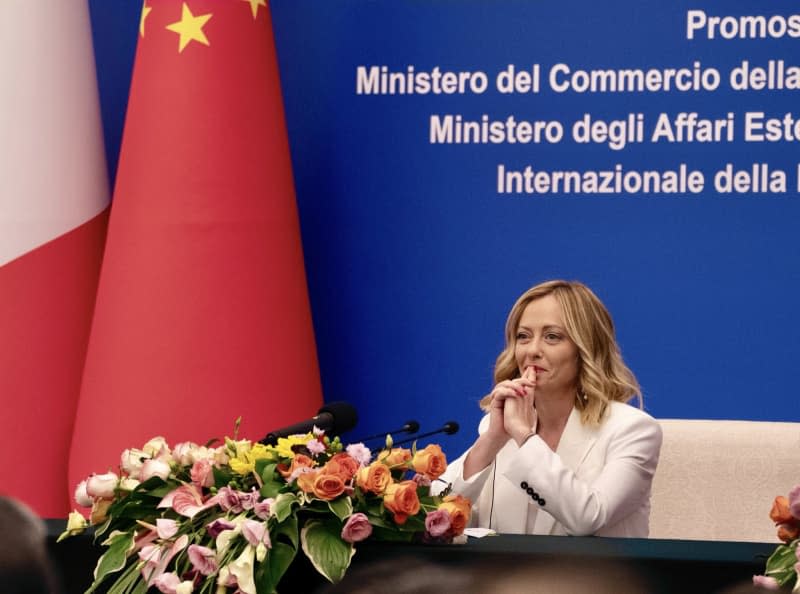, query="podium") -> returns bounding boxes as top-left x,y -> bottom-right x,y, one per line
46,520 -> 774,593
